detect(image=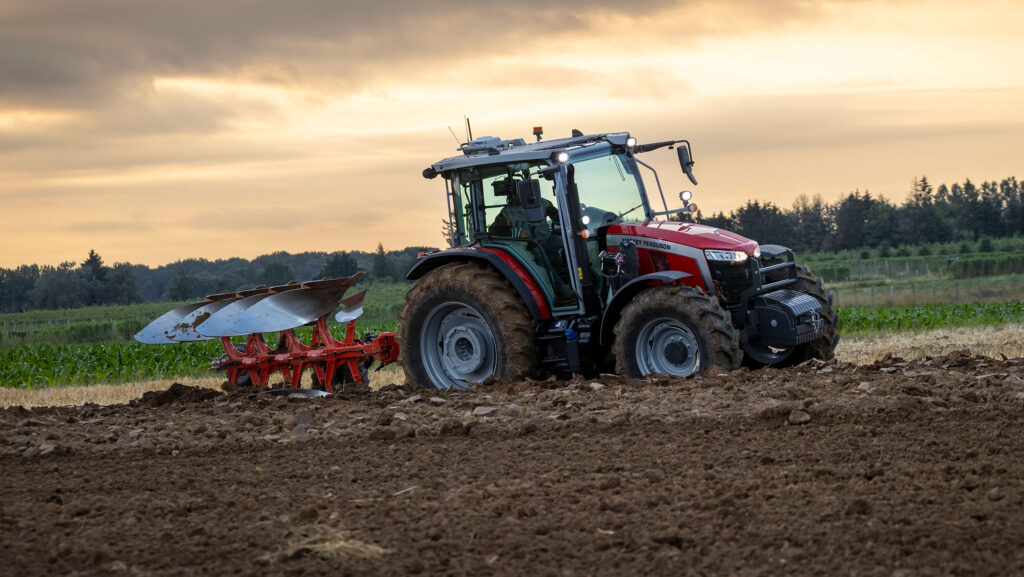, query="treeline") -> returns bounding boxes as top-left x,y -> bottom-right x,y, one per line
0,245 -> 435,313
696,176 -> 1024,252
